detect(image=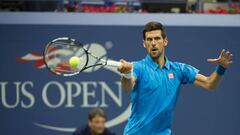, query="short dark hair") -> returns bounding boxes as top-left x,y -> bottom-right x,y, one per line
88,108 -> 106,121
143,21 -> 167,40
